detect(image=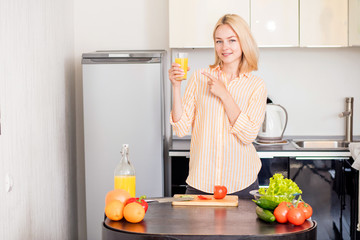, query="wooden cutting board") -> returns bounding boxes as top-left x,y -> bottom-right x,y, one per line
172,194 -> 238,207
